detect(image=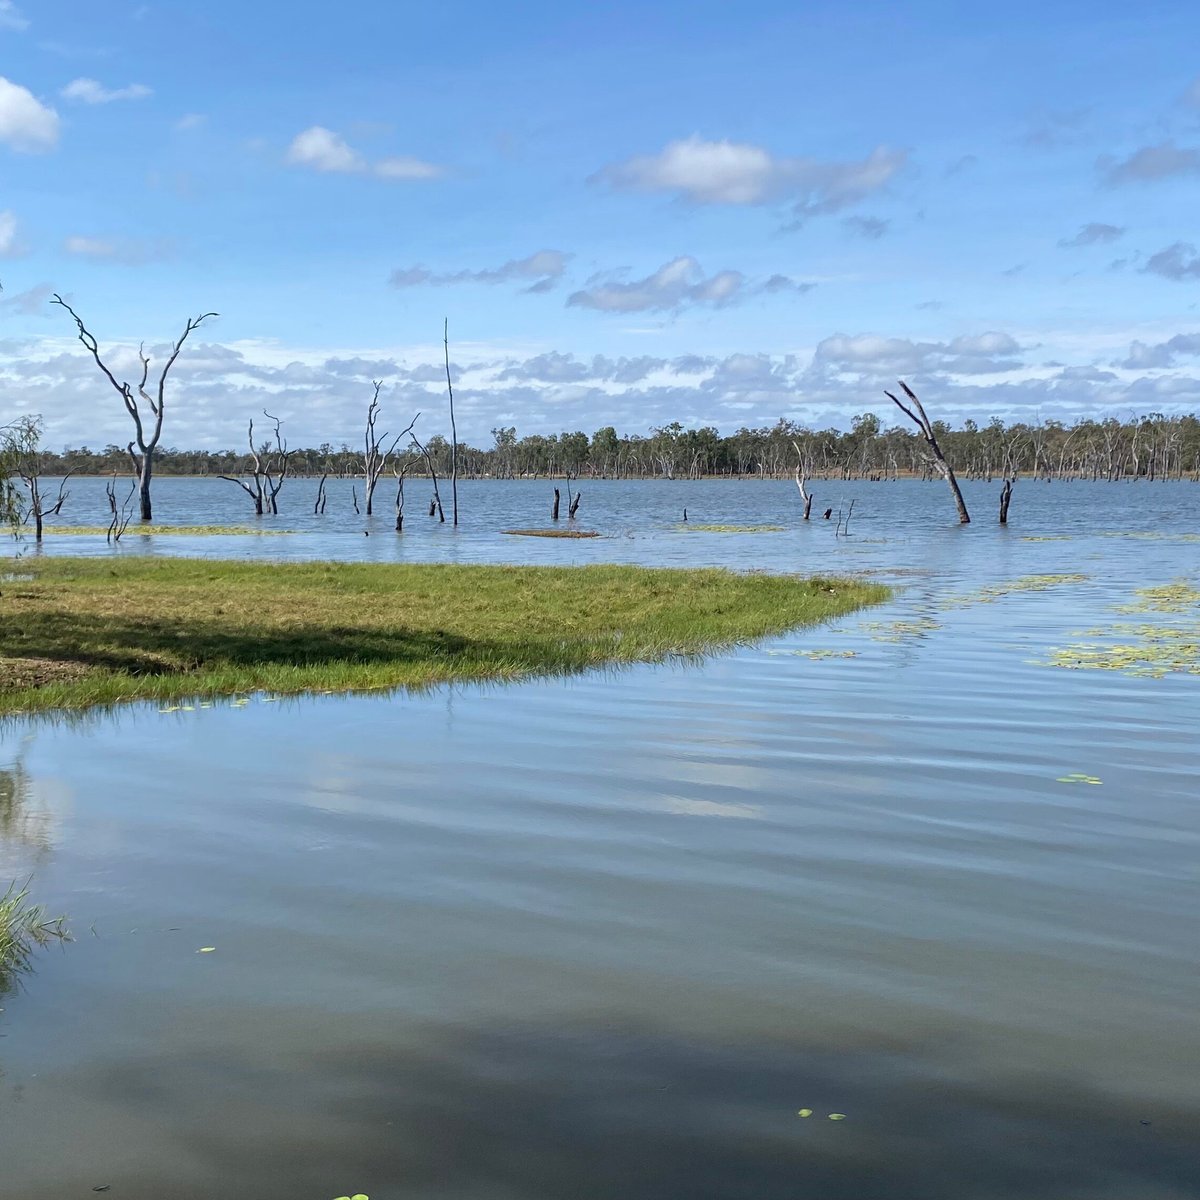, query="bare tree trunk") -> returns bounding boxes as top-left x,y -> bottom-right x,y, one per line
569,490 -> 582,518
138,451 -> 153,521
410,434 -> 445,521
445,318 -> 459,526
999,477 -> 1014,524
884,381 -> 971,524
314,474 -> 328,515
551,488 -> 560,520
791,440 -> 813,519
